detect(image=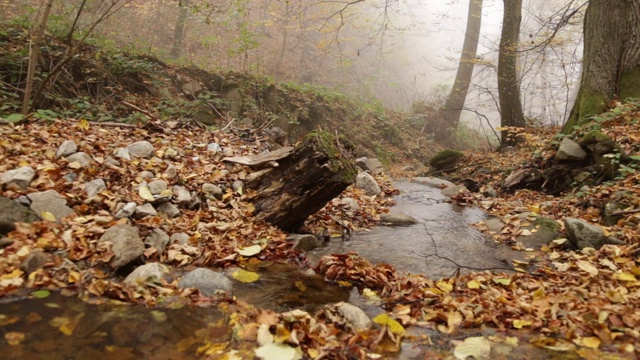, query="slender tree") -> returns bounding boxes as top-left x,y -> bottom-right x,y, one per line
170,0 -> 190,59
563,0 -> 640,132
